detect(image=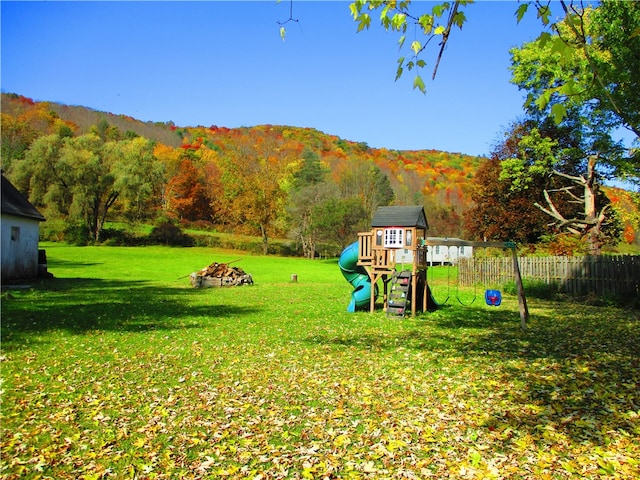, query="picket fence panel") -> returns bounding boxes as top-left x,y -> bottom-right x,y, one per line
459,255 -> 640,297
